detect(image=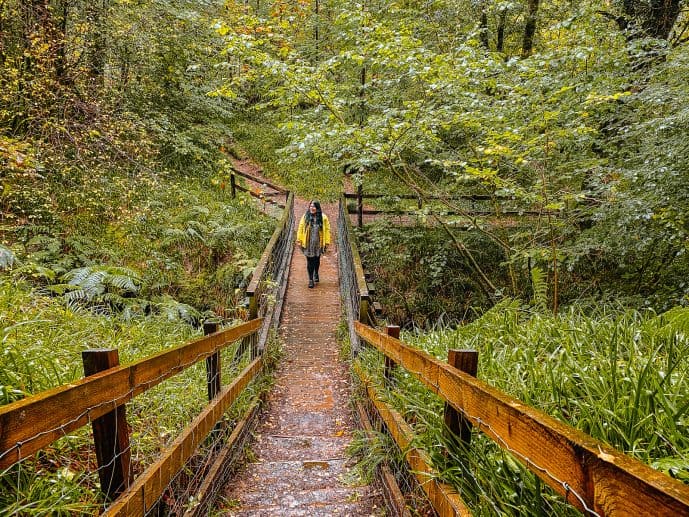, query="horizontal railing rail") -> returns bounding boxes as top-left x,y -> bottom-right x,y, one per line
354,321 -> 689,516
230,166 -> 287,195
338,196 -> 373,354
0,319 -> 261,471
103,355 -> 264,516
246,192 -> 295,353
